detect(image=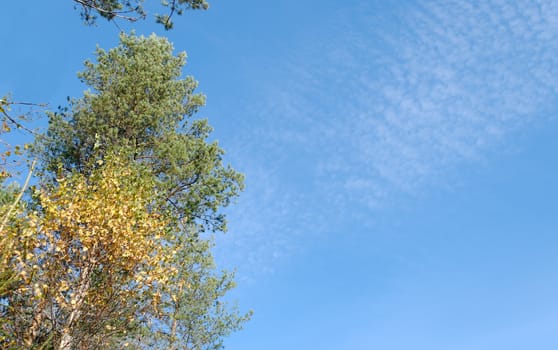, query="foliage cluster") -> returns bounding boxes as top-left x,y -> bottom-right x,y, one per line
74,0 -> 210,29
1,21 -> 250,350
